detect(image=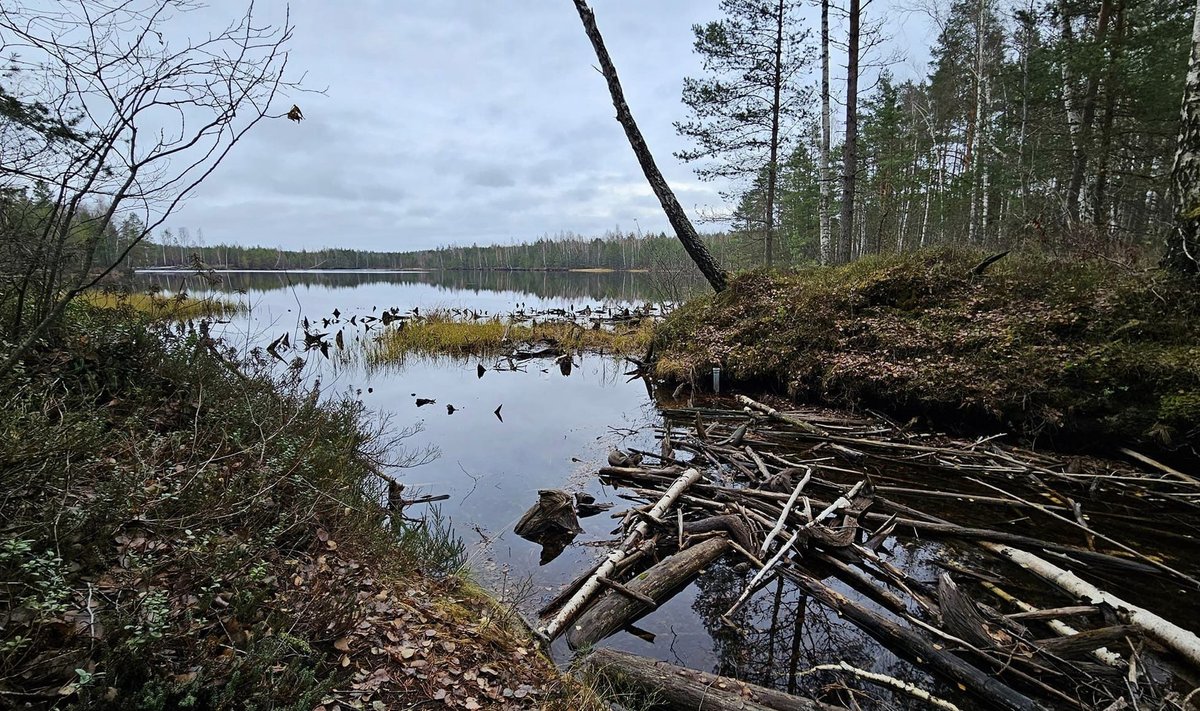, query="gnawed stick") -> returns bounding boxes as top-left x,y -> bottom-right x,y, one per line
724,480 -> 865,621
980,542 -> 1200,671
737,394 -> 828,435
799,660 -> 962,711
760,466 -> 812,554
968,476 -> 1200,590
537,467 -> 701,641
